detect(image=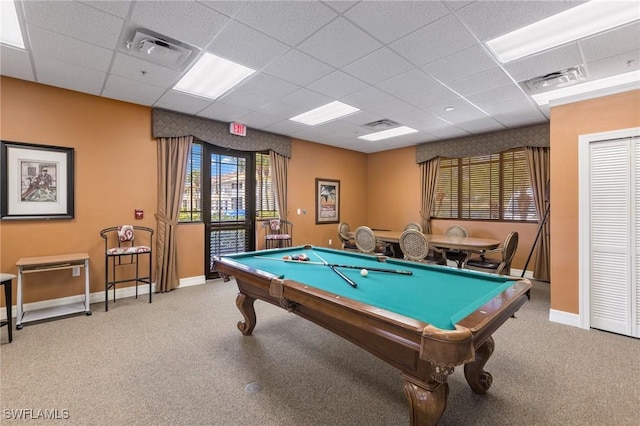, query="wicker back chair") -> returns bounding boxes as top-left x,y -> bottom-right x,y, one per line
337,222 -> 358,251
465,231 -> 519,275
404,222 -> 423,232
353,226 -> 379,254
445,225 -> 469,267
398,229 -> 447,265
